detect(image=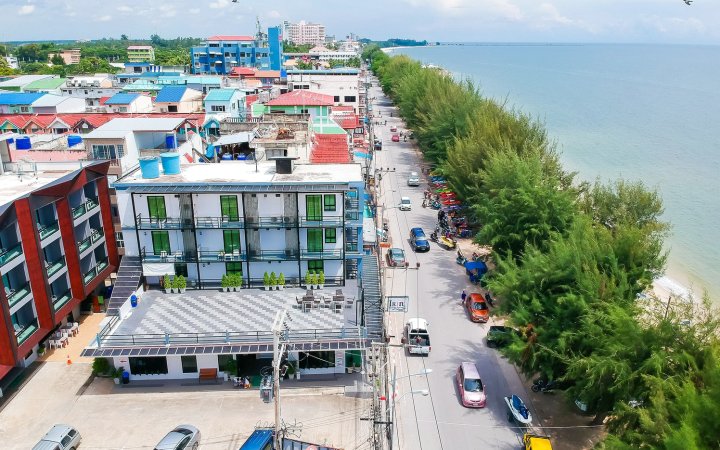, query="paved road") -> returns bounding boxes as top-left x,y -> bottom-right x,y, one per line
368,80 -> 536,450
